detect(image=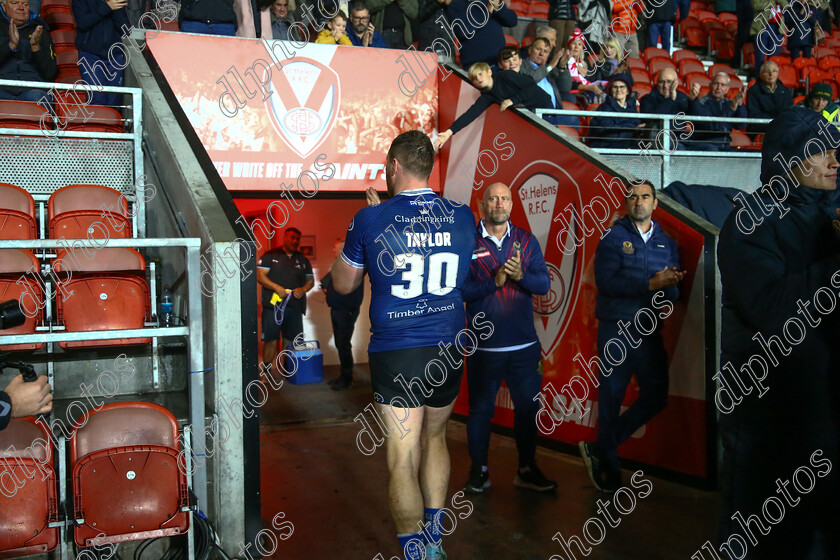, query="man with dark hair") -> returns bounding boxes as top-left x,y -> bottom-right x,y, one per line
579,181 -> 684,492
346,0 -> 386,47
462,182 -> 556,495
320,239 -> 364,390
434,62 -> 551,149
0,0 -> 57,102
717,106 -> 840,559
330,130 -> 477,560
257,227 -> 314,373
